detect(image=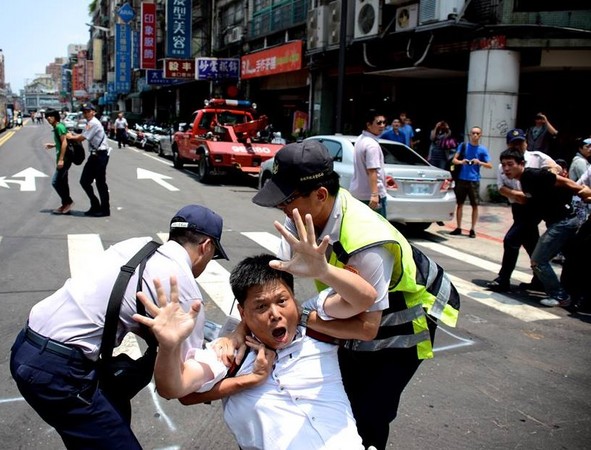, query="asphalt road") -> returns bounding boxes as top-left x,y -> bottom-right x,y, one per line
0,122 -> 589,449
